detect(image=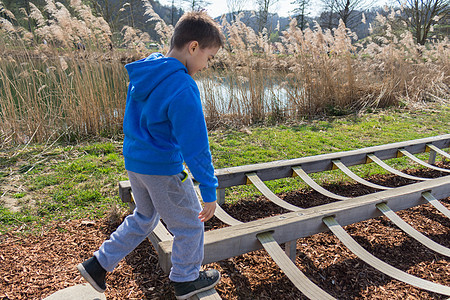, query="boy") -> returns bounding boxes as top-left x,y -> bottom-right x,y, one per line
77,11 -> 224,300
